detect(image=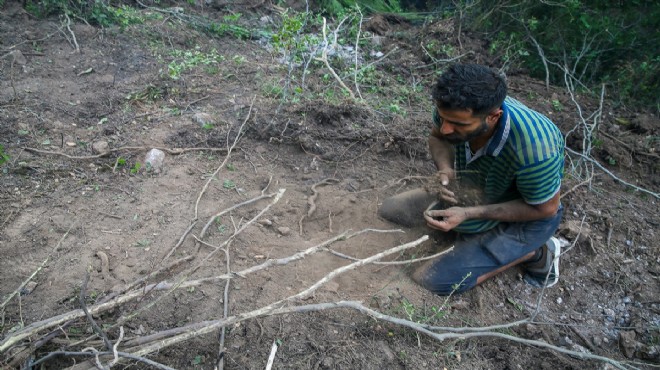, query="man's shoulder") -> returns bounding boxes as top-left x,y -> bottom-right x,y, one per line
501,96 -> 564,164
